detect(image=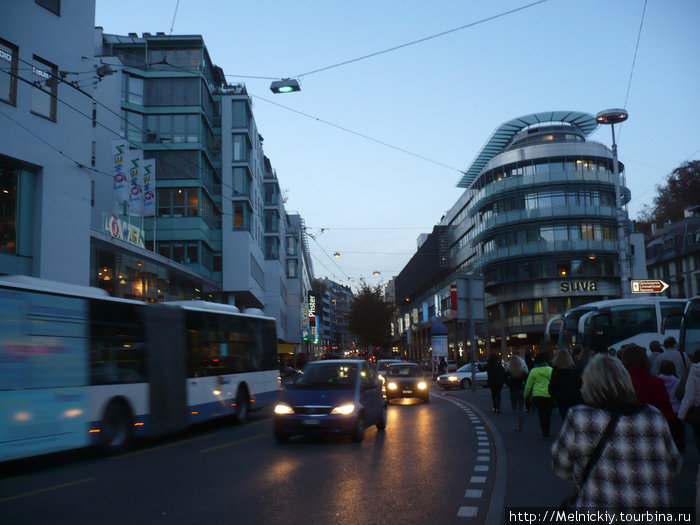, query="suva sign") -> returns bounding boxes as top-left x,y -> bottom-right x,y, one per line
560,281 -> 597,292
